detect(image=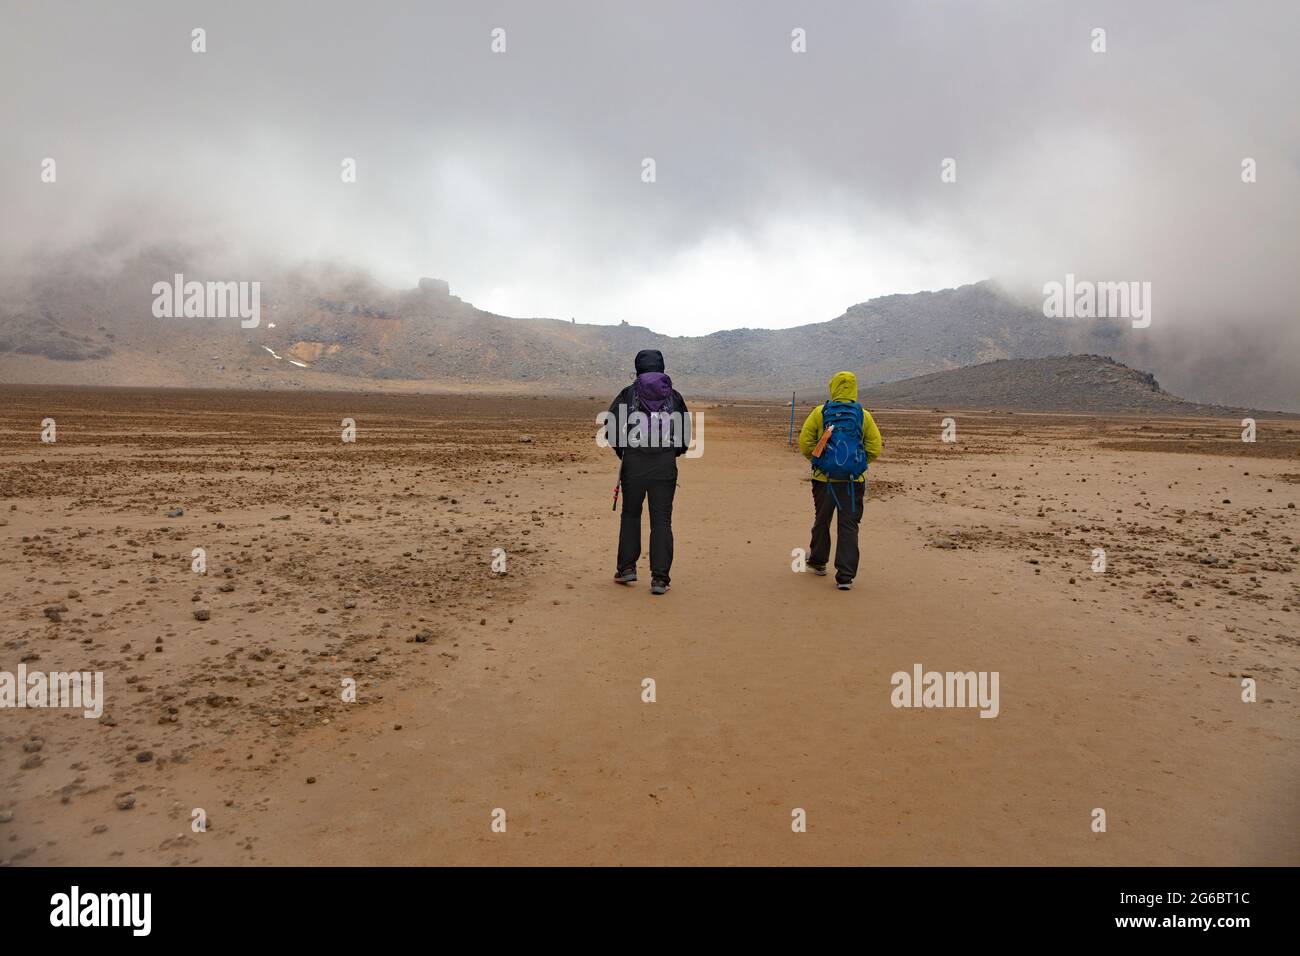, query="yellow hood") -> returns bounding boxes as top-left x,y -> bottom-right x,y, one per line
828,370 -> 858,402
